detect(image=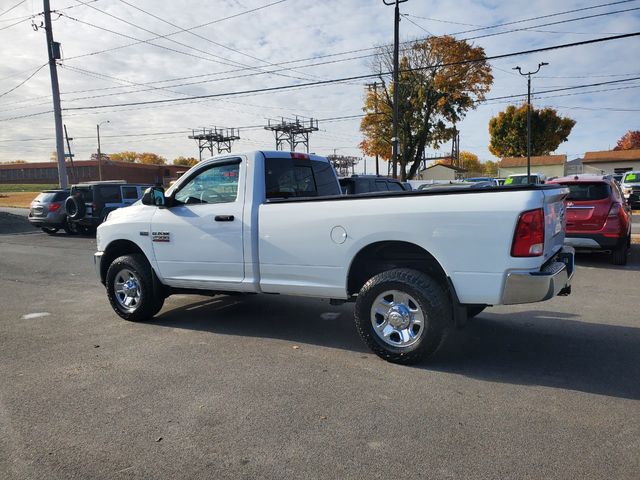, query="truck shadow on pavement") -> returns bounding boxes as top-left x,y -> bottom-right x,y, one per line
153,294 -> 369,353
152,297 -> 640,400
432,311 -> 640,400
